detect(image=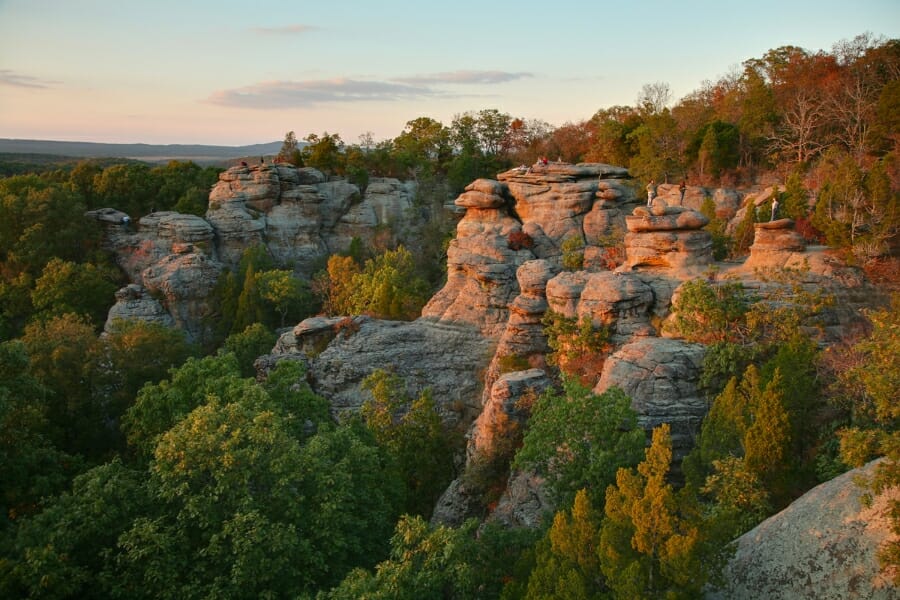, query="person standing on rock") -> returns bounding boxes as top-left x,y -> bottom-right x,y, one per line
679,179 -> 686,205
771,197 -> 779,221
646,179 -> 657,207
